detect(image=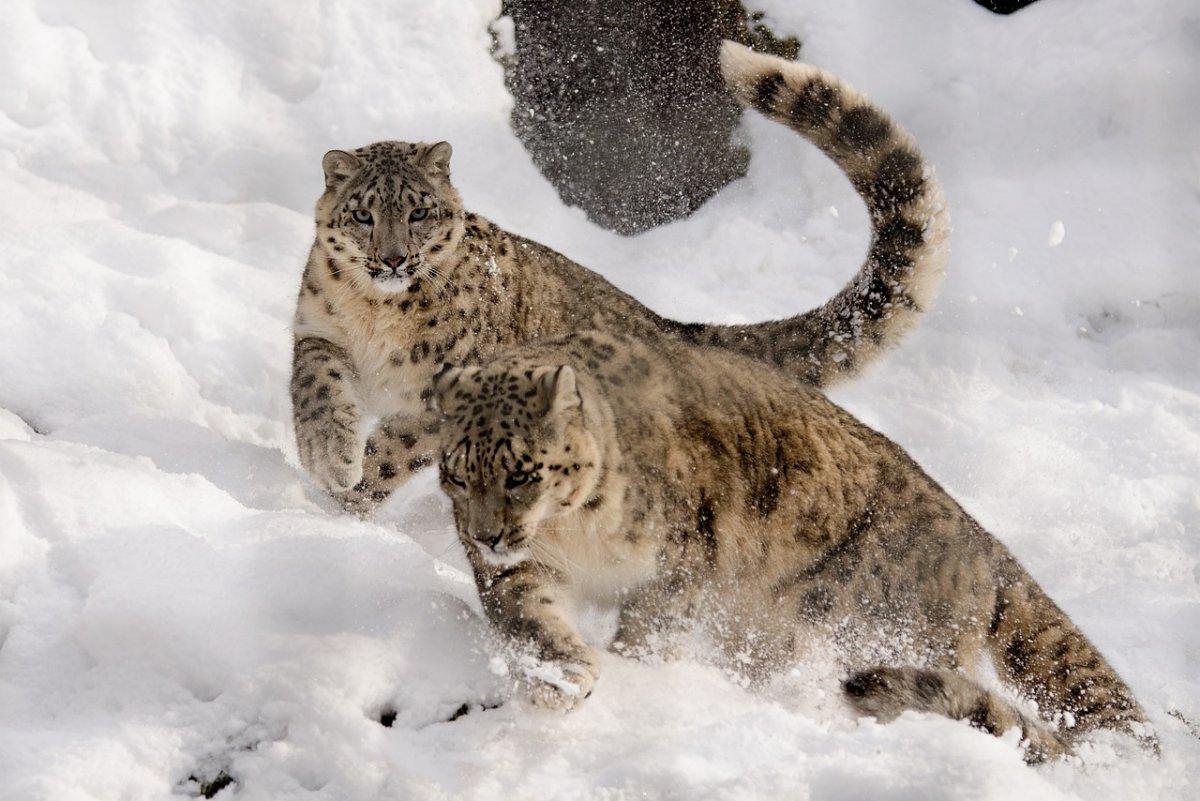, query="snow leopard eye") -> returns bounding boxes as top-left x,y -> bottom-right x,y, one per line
409,207 -> 429,222
504,471 -> 535,490
351,209 -> 373,225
